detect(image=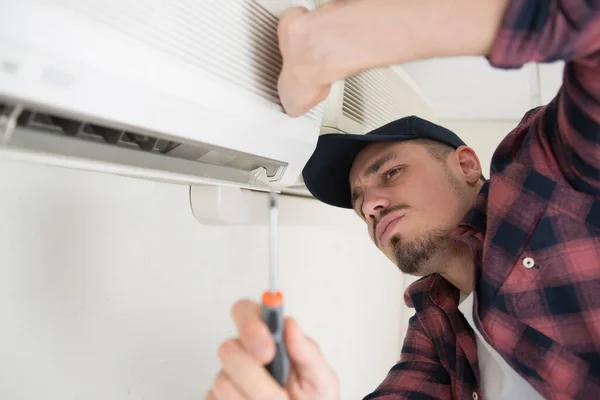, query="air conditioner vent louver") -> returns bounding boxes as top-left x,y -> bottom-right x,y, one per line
0,102 -> 286,186
17,109 -> 178,155
342,68 -> 415,131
